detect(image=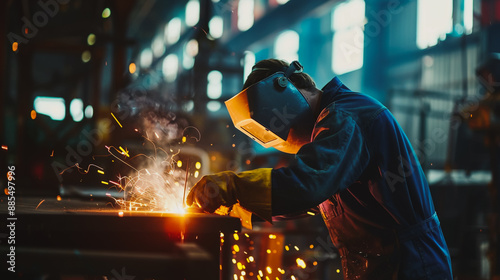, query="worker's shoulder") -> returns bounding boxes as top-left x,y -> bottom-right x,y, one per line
328,91 -> 387,129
